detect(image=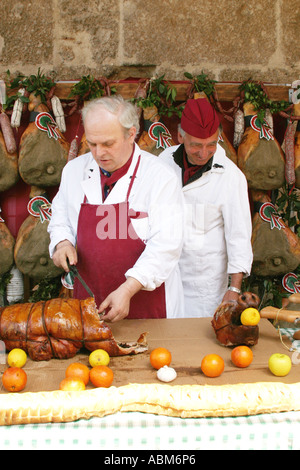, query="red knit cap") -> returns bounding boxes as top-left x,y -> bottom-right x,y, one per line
181,98 -> 220,138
